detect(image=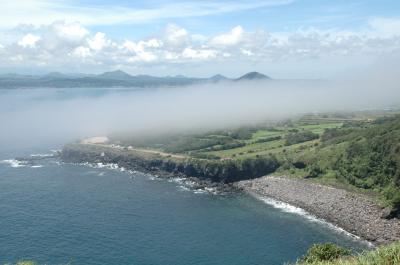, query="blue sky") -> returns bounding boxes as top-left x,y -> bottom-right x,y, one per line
69,0 -> 400,37
0,0 -> 400,77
